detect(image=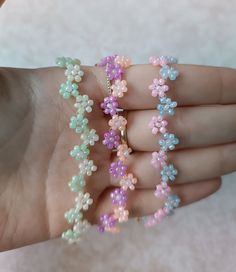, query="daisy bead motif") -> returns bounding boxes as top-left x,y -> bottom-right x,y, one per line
81,128 -> 99,146
149,115 -> 168,134
75,191 -> 93,210
74,95 -> 94,114
65,63 -> 84,82
160,65 -> 179,81
157,97 -> 177,116
62,219 -> 91,244
120,173 -> 137,190
100,96 -> 118,116
159,133 -> 179,151
114,56 -> 131,68
69,114 -> 88,134
59,80 -> 79,99
149,78 -> 169,98
111,188 -> 128,206
111,80 -> 128,98
98,214 -> 117,233
160,164 -> 178,183
64,207 -> 82,224
109,115 -> 127,131
103,129 -> 120,150
117,144 -> 132,161
73,219 -> 91,237
109,160 -> 127,178
151,150 -> 167,168
114,207 -> 129,223
68,175 -> 85,193
105,62 -> 124,81
164,194 -> 181,215
70,144 -> 90,160
79,159 -> 97,176
155,183 -> 171,199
